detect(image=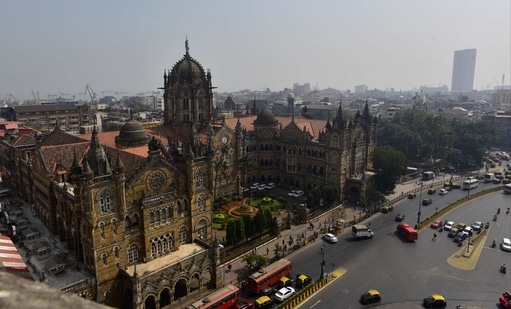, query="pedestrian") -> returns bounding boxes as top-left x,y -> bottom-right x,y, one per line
432,233 -> 437,241
266,247 -> 269,255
